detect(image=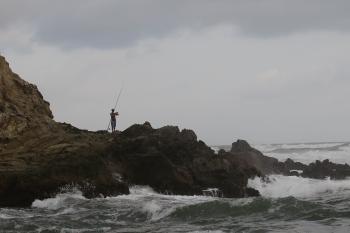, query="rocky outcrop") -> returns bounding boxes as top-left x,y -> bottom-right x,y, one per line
0,55 -> 260,207
221,140 -> 350,180
302,159 -> 350,179
228,139 -> 281,174
106,124 -> 261,198
277,158 -> 350,179
0,55 -> 54,143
